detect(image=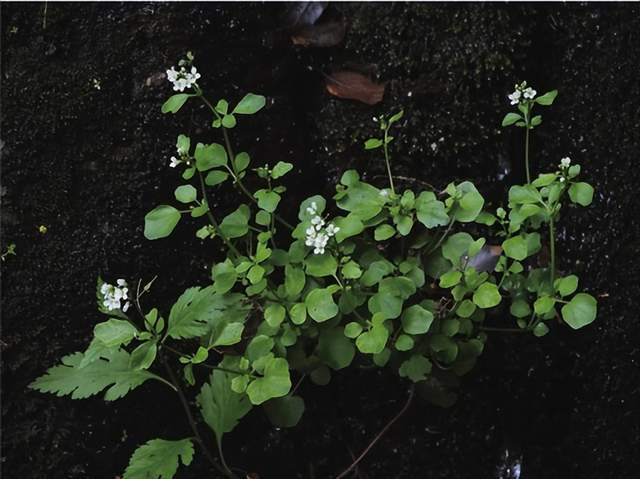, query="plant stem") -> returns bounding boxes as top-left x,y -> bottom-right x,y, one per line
427,217 -> 455,255
479,326 -> 527,333
549,217 -> 556,283
334,386 -> 414,479
524,126 -> 531,184
196,171 -> 242,257
196,91 -> 293,231
161,356 -> 235,478
382,128 -> 396,195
